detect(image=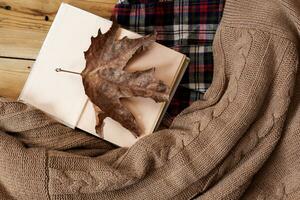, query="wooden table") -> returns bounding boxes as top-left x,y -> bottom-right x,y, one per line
0,0 -> 116,99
